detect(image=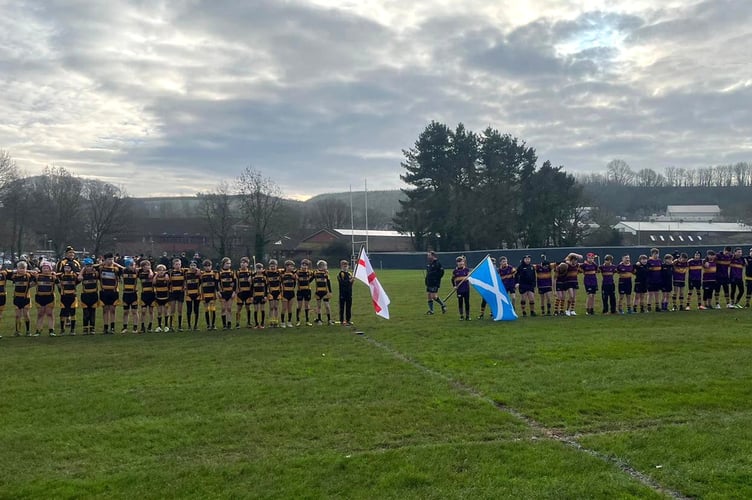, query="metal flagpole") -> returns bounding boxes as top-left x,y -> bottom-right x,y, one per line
364,178 -> 369,254
441,254 -> 490,303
